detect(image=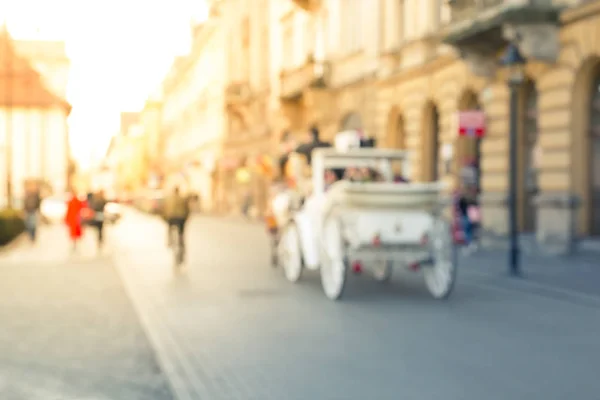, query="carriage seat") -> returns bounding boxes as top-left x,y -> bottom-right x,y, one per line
326,180 -> 445,211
